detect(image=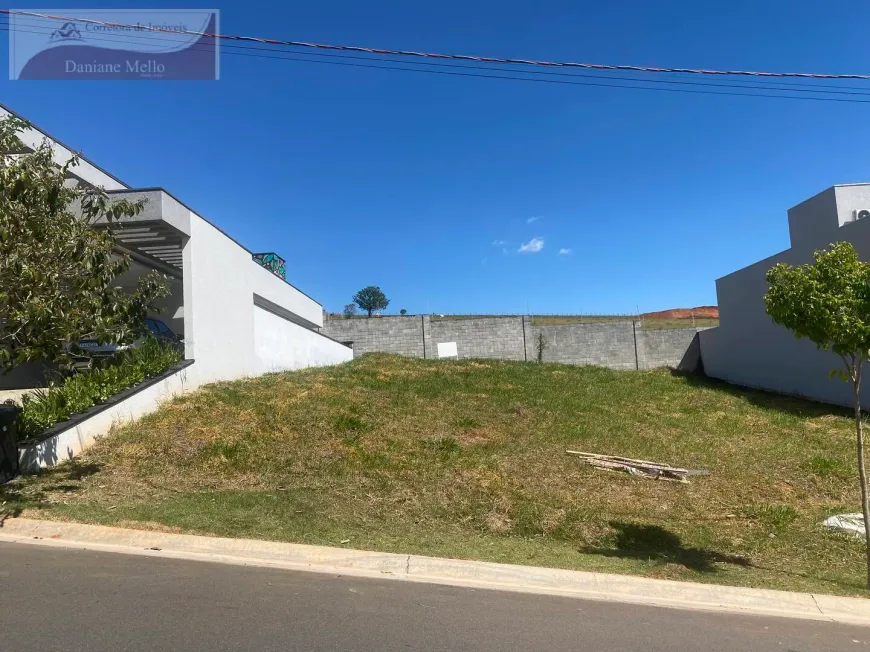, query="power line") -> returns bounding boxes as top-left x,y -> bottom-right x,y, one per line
6,17 -> 870,99
4,7 -> 870,81
5,23 -> 870,104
